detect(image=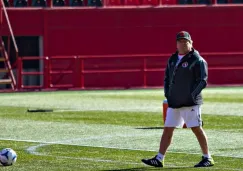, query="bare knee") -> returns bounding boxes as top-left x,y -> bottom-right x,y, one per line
191,126 -> 201,132
191,126 -> 206,136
